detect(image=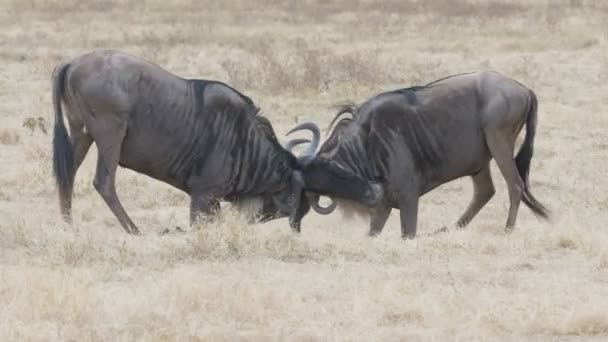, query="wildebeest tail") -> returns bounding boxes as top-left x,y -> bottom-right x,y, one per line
515,90 -> 550,219
52,62 -> 74,219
